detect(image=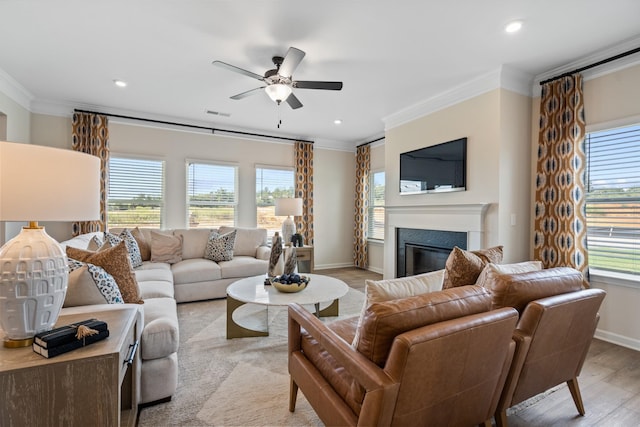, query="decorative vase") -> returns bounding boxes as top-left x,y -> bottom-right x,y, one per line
284,247 -> 297,275
268,232 -> 284,277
